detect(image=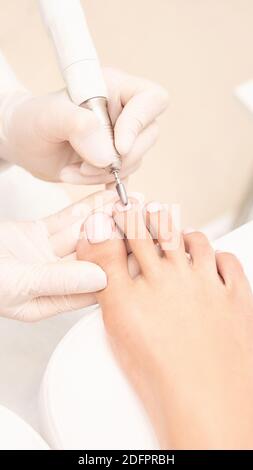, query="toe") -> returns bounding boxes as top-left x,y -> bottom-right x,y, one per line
184,231 -> 216,272
113,198 -> 159,276
145,201 -> 185,264
76,212 -> 129,296
215,251 -> 250,290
